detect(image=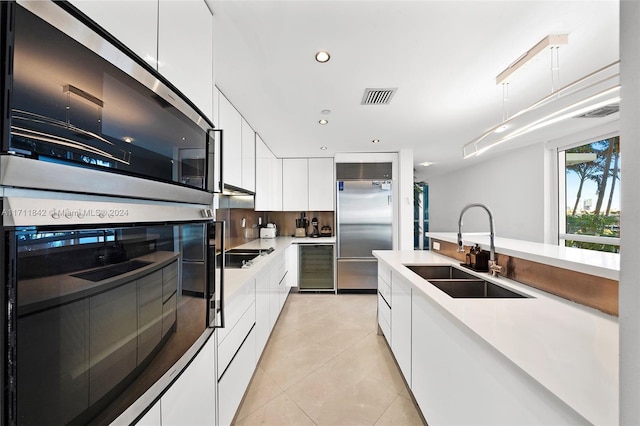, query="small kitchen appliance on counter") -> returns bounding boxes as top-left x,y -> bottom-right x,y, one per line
295,212 -> 308,237
260,223 -> 277,239
320,225 -> 332,237
310,217 -> 320,238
